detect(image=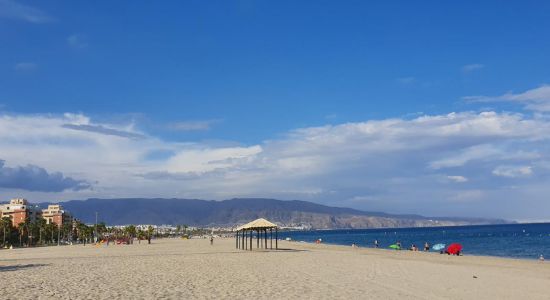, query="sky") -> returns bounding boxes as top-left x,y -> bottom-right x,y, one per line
1,0 -> 550,221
